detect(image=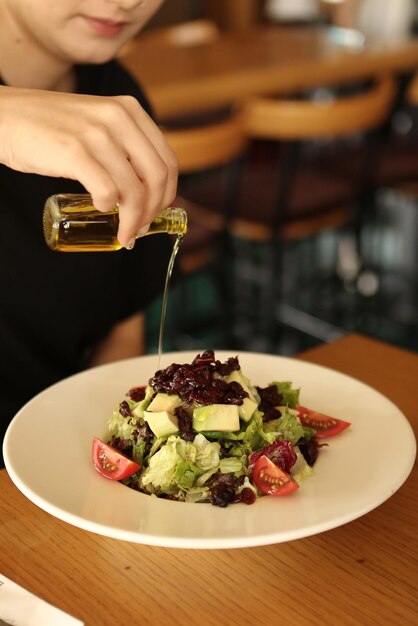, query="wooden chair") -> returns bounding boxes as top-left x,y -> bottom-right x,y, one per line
405,72 -> 418,106
371,70 -> 418,197
235,74 -> 396,236
361,72 -> 418,340
163,111 -> 247,273
233,74 -> 397,348
178,75 -> 396,349
326,71 -> 418,194
321,72 -> 418,311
